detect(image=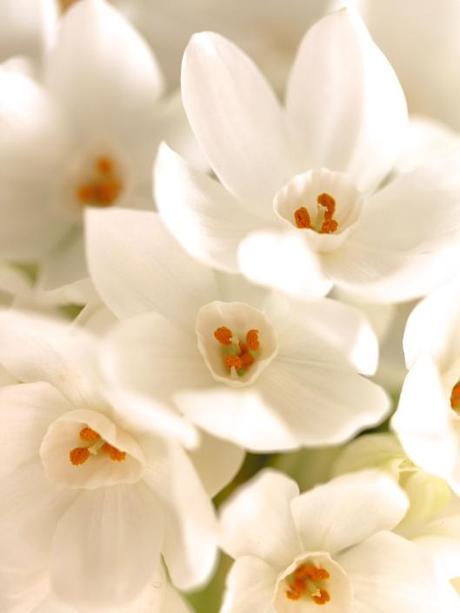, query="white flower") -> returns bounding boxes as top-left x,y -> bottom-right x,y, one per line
0,0 -> 194,294
155,7 -> 460,302
333,433 -> 460,601
86,206 -> 388,451
219,468 -> 454,613
392,280 -> 460,496
0,310 -> 217,609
